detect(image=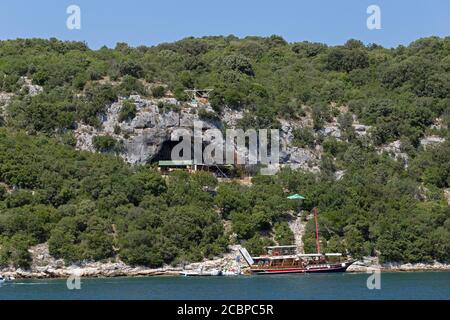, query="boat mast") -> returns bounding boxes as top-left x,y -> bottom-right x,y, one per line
313,207 -> 321,254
